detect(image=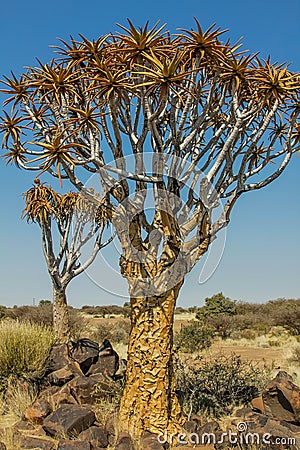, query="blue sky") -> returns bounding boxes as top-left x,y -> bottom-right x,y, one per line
0,0 -> 299,307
